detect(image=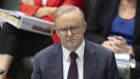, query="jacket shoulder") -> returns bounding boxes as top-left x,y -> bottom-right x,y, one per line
35,43 -> 61,58
86,40 -> 113,56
